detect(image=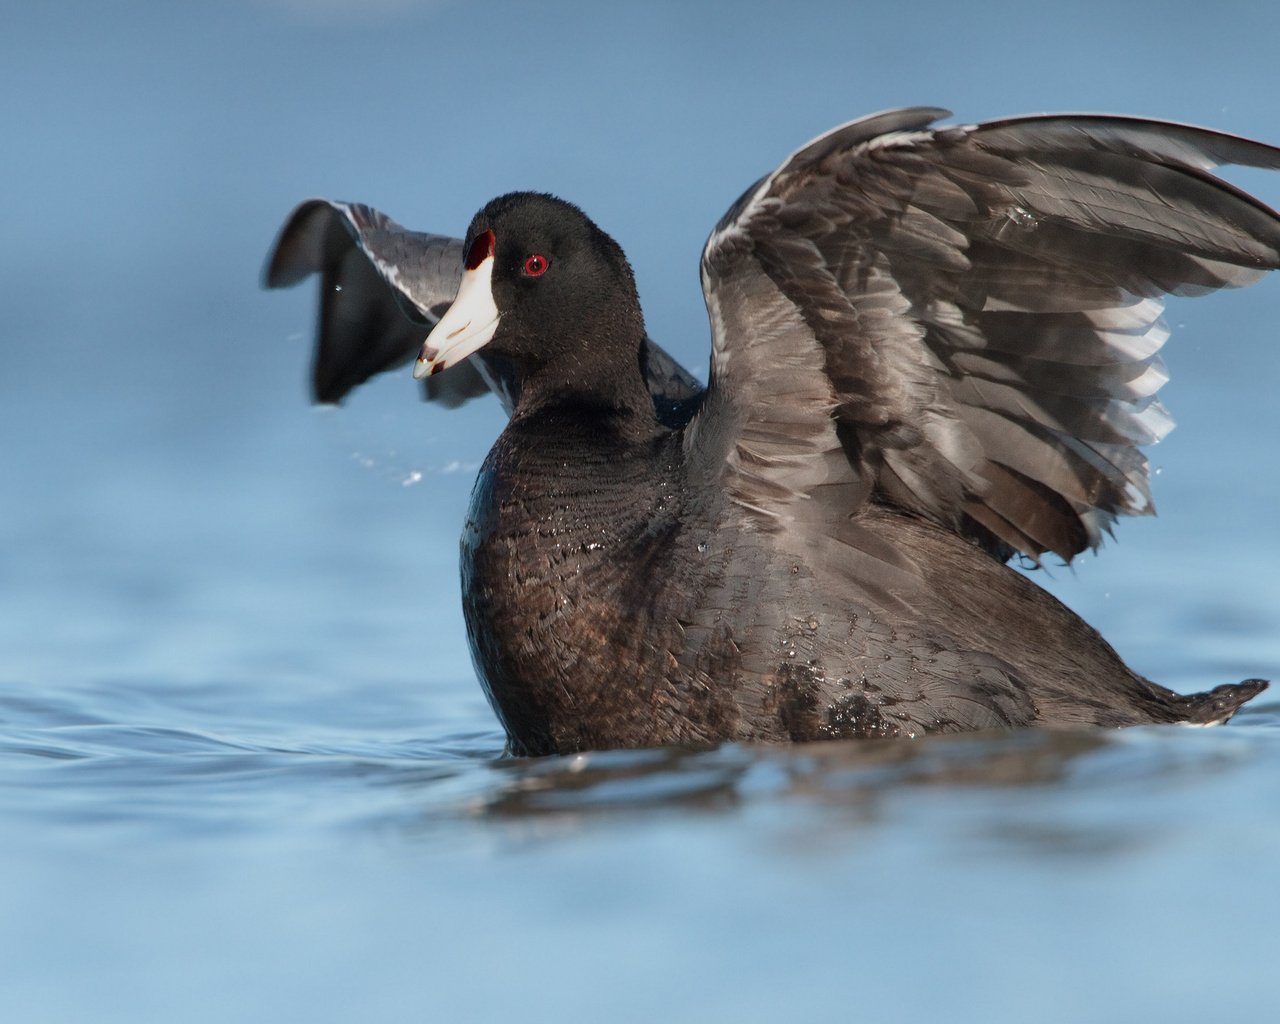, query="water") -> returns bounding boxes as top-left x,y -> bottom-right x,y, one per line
5,684 -> 1279,1020
5,2 -> 1280,1021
